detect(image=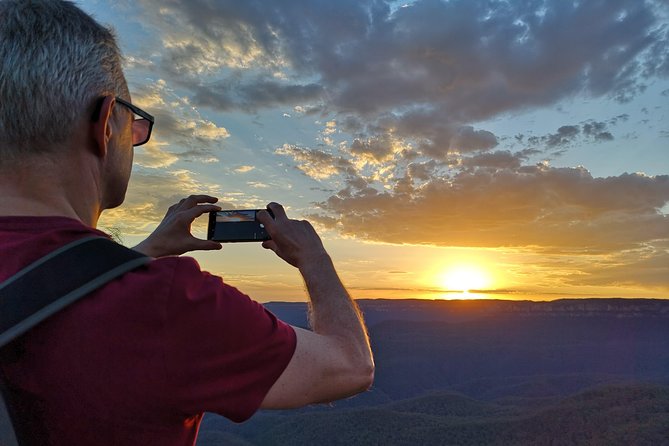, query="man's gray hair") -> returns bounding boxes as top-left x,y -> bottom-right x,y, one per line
0,0 -> 128,161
